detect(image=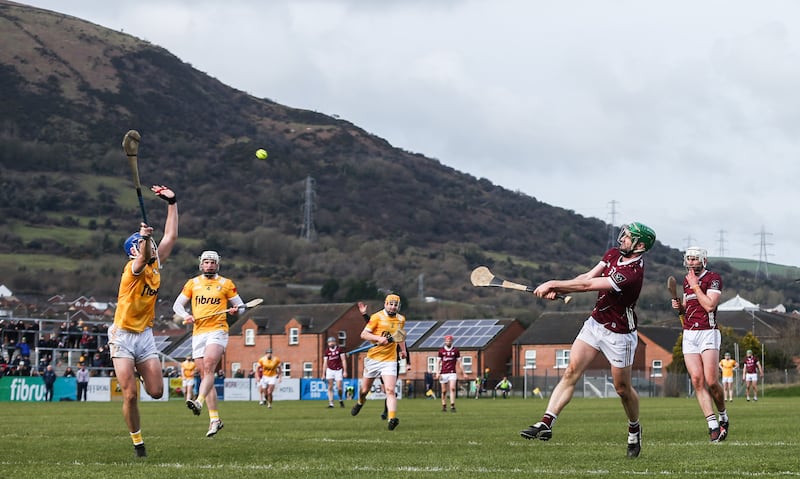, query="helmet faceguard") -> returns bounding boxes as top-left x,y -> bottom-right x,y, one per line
683,246 -> 708,273
199,250 -> 220,277
617,222 -> 656,256
384,294 -> 401,316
